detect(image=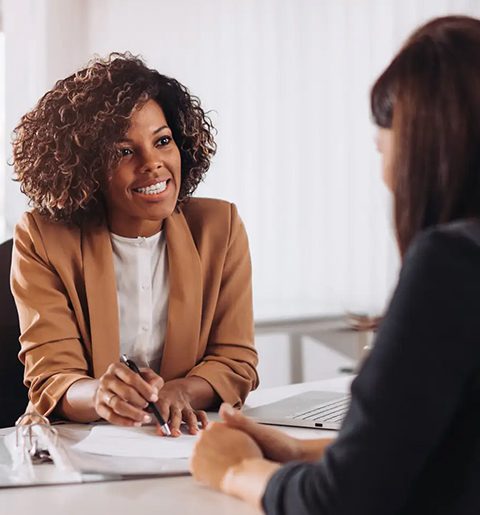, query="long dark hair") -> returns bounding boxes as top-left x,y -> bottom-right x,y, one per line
371,16 -> 480,256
